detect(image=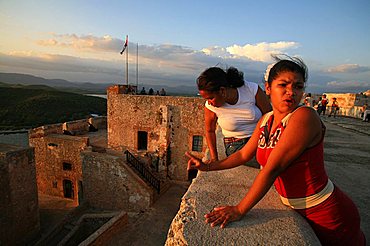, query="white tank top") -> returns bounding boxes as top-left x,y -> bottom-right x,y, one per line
205,81 -> 262,138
